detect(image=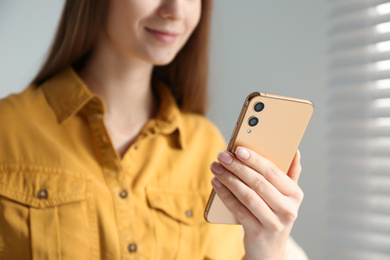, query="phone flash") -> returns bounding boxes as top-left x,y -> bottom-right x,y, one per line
247,129 -> 251,133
